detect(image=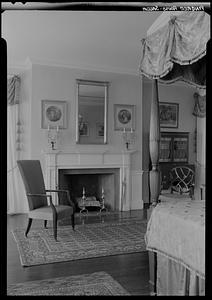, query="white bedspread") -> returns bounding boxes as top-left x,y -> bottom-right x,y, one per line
145,197 -> 205,279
